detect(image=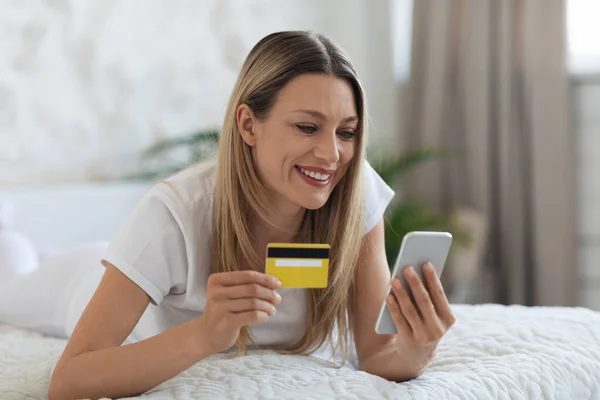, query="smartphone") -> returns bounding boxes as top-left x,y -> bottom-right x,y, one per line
375,231 -> 453,335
